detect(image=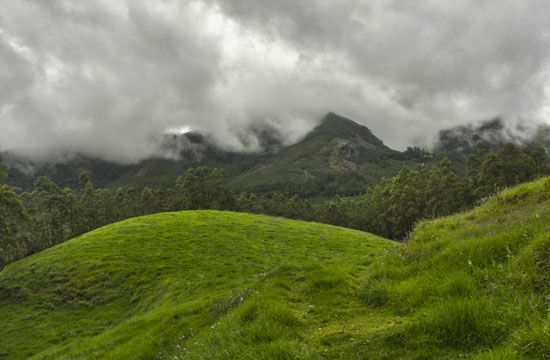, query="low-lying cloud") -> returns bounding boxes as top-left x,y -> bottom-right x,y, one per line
1,0 -> 549,163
